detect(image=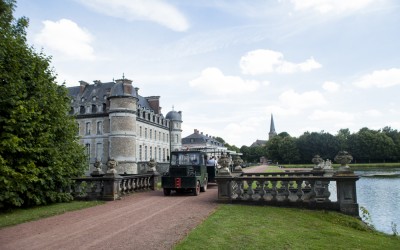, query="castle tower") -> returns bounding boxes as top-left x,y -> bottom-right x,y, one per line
268,114 -> 277,140
108,78 -> 138,173
166,108 -> 183,151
